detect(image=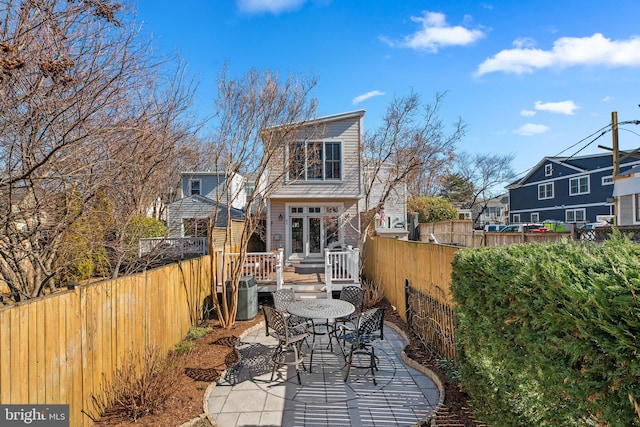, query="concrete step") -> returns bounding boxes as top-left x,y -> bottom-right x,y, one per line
295,291 -> 327,300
